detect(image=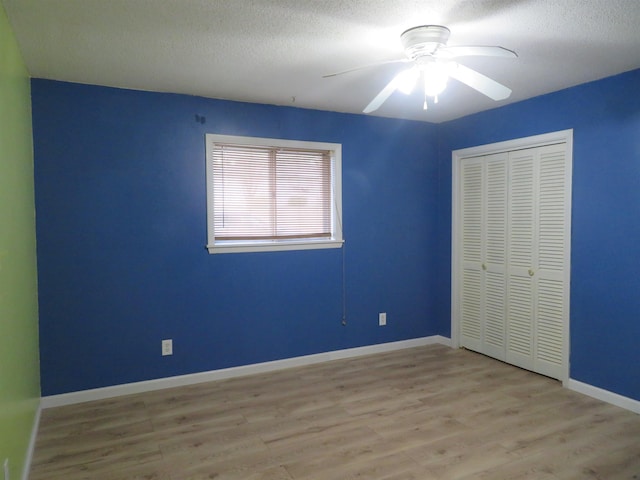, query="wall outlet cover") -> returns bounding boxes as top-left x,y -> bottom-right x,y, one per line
162,339 -> 173,356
